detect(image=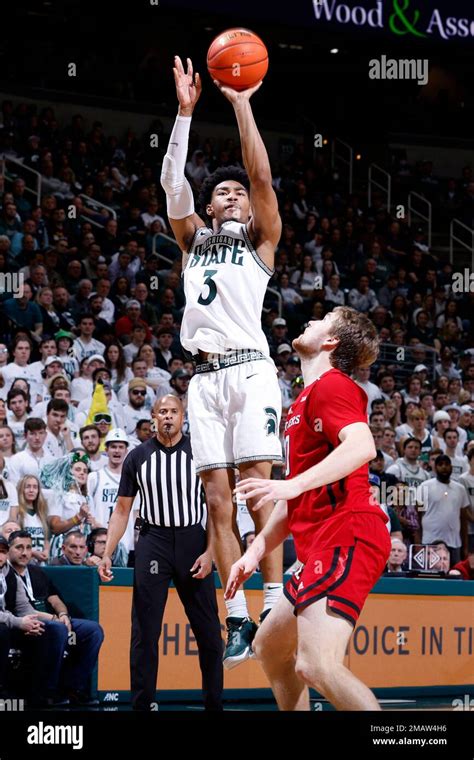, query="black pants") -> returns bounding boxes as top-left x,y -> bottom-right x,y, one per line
0,623 -> 10,692
130,523 -> 223,711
